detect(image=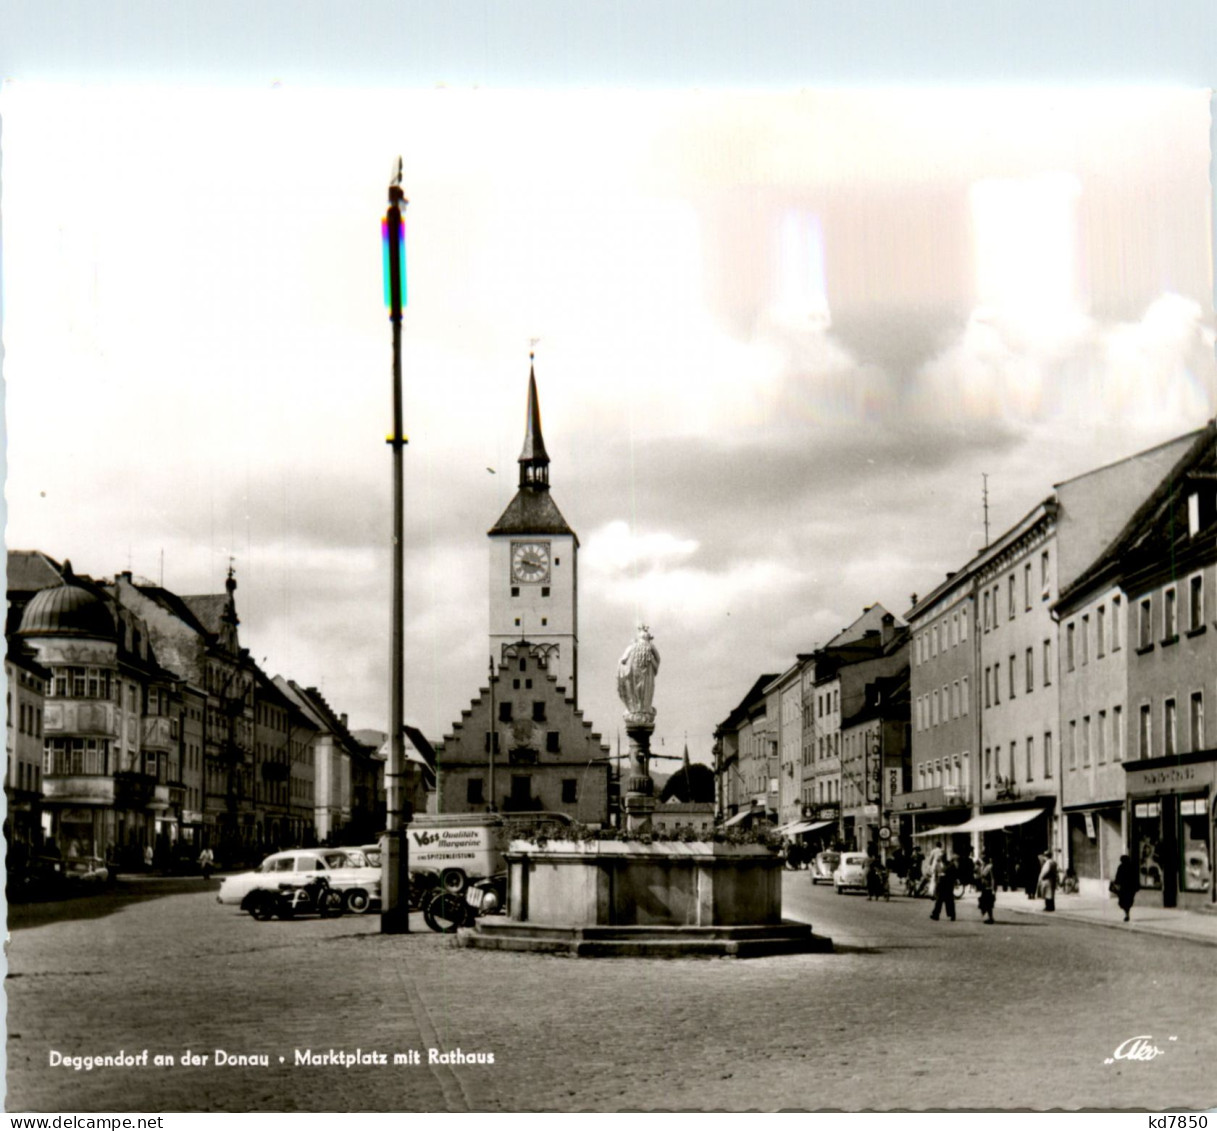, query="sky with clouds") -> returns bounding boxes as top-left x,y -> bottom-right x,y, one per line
3,76 -> 1214,763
